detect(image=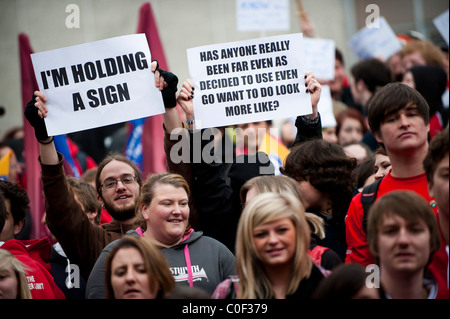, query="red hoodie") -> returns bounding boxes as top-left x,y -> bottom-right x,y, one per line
1,238 -> 65,299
